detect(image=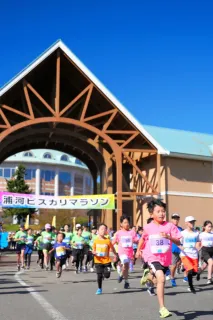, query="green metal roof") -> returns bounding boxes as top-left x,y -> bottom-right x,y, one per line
143,125 -> 213,158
